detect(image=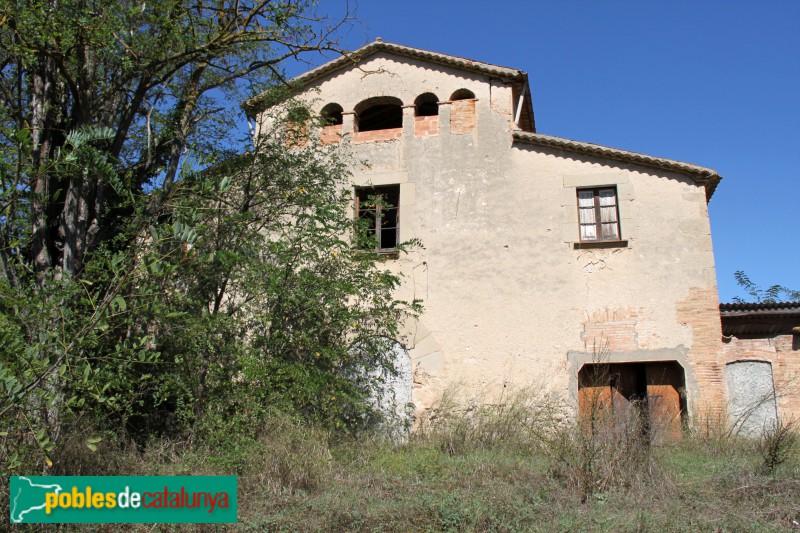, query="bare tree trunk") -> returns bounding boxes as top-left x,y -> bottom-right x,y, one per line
62,175 -> 96,276
29,53 -> 57,281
